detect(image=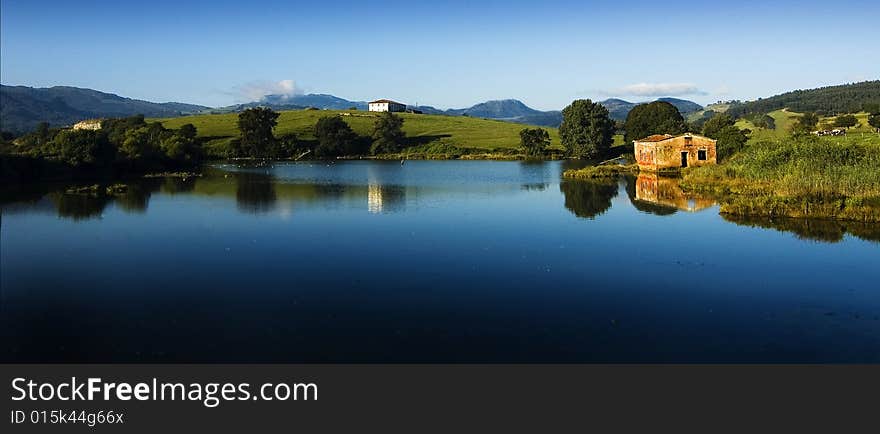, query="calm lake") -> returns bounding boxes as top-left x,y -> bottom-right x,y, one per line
2,160 -> 879,362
